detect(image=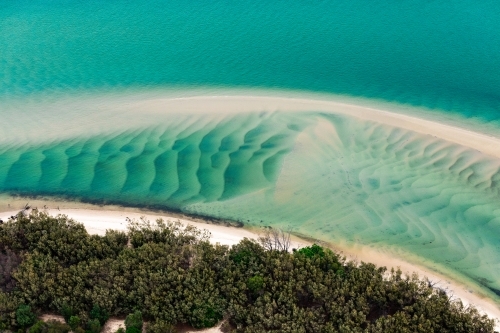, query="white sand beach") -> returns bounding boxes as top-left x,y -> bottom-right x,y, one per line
0,206 -> 306,248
